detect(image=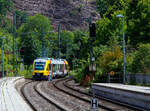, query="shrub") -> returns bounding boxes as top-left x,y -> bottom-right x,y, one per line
131,43 -> 150,73
97,45 -> 122,74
